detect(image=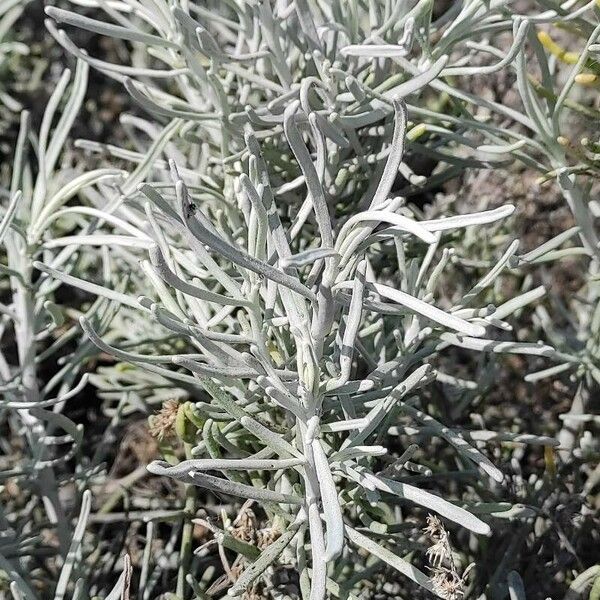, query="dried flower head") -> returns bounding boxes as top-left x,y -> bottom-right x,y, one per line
431,568 -> 466,600
425,515 -> 475,600
231,502 -> 259,545
230,501 -> 281,551
424,515 -> 452,568
148,399 -> 179,441
424,515 -> 447,542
